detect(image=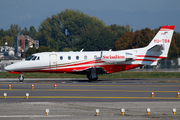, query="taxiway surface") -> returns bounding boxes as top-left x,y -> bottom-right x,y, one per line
0,78 -> 180,120
0,78 -> 180,102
